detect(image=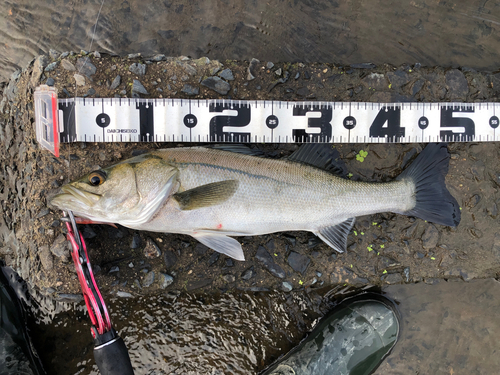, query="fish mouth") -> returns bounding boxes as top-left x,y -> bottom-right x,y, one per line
51,185 -> 101,210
